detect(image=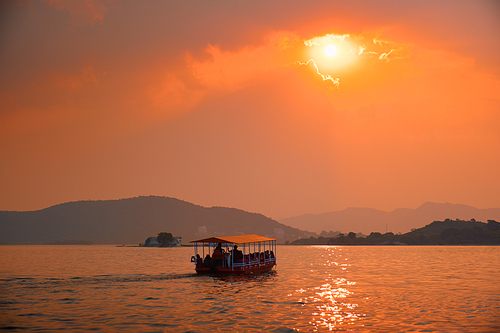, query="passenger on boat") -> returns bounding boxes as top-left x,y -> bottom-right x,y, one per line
204,254 -> 211,267
196,254 -> 202,265
212,243 -> 225,267
213,243 -> 225,259
232,245 -> 243,262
